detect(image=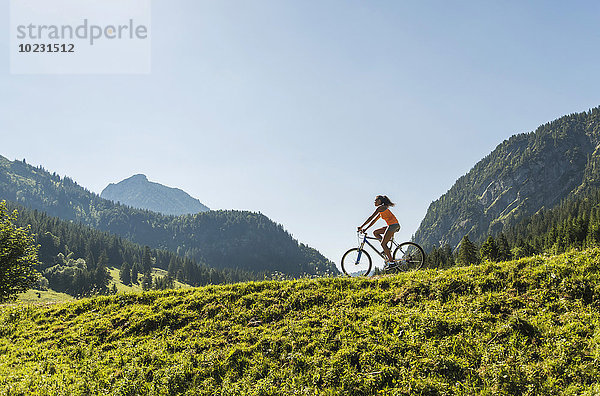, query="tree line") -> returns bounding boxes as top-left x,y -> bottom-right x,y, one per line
424,187 -> 600,267
5,201 -> 261,297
